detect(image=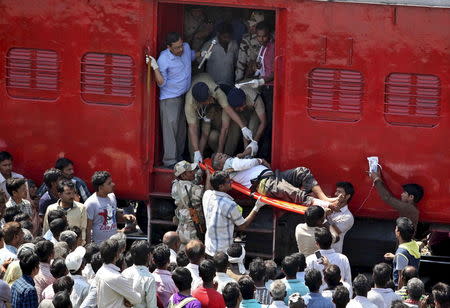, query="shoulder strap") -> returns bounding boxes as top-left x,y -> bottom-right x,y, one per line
174,296 -> 197,308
